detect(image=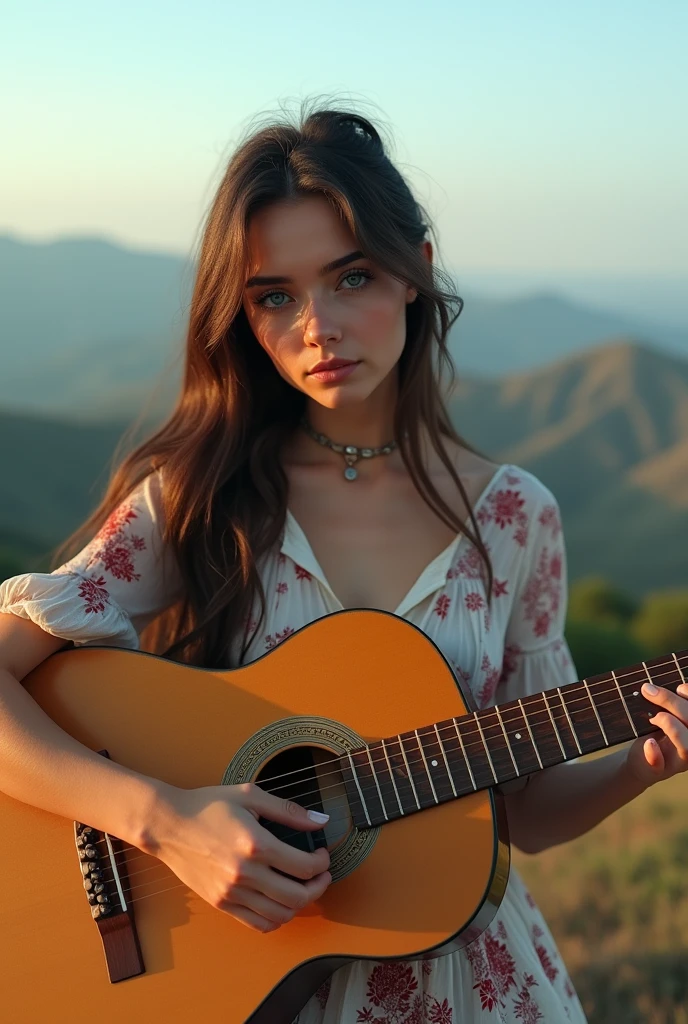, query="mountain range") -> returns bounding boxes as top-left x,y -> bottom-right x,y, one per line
2,339 -> 687,598
1,234 -> 686,420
